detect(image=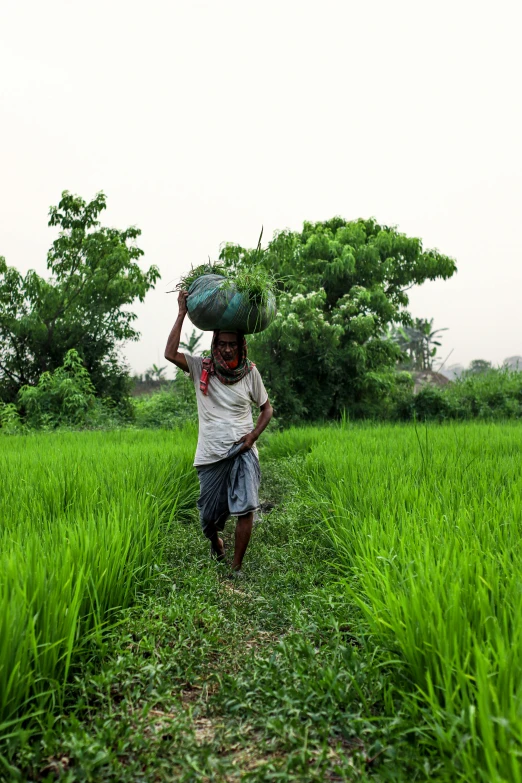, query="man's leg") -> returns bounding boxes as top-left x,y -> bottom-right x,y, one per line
228,450 -> 261,574
231,511 -> 254,572
197,463 -> 231,563
210,509 -> 230,560
209,529 -> 226,561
